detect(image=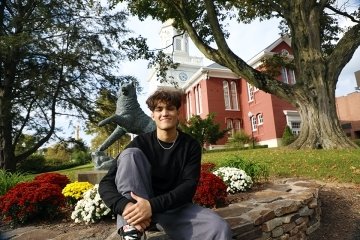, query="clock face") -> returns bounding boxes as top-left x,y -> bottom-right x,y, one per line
178,71 -> 188,82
